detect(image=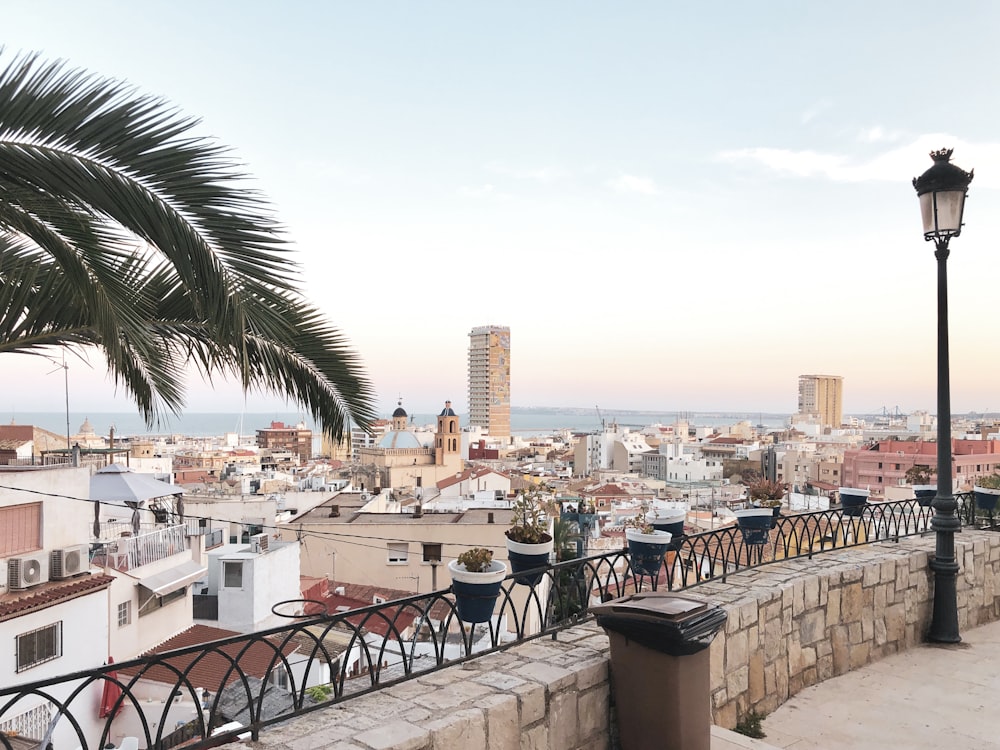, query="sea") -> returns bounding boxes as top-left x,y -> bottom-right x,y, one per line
9,408 -> 794,441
